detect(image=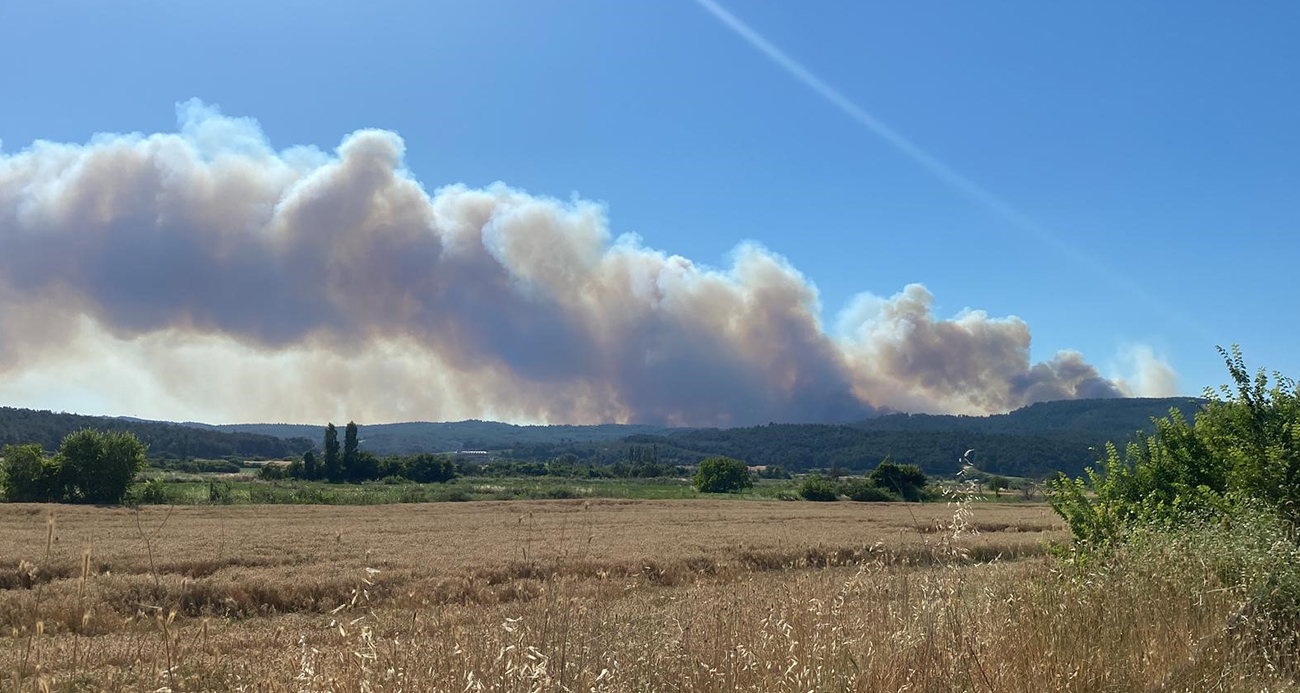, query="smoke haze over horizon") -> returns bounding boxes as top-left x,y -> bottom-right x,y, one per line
0,102 -> 1177,426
